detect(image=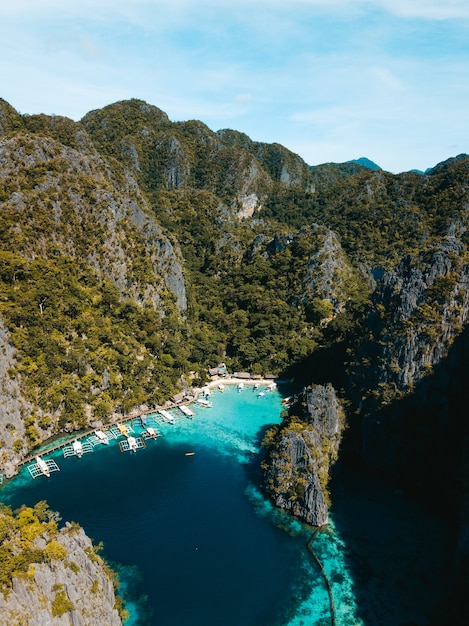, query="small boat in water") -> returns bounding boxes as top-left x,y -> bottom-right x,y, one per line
144,427 -> 159,439
72,440 -> 83,458
179,405 -> 194,418
185,452 -> 195,456
36,455 -> 50,477
127,436 -> 138,452
158,409 -> 175,424
117,423 -> 129,437
196,398 -> 212,408
95,430 -> 109,445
